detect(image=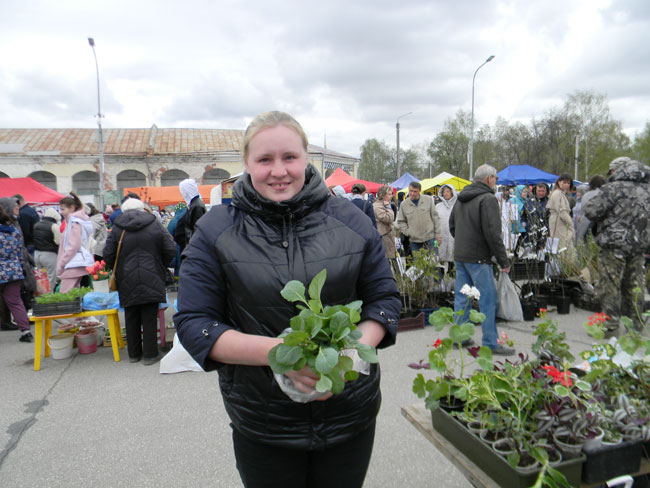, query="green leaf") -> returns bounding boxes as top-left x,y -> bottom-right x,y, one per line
283,330 -> 309,346
348,308 -> 361,324
328,367 -> 346,394
430,308 -> 454,330
307,299 -> 322,314
329,311 -> 351,337
574,380 -> 591,391
507,452 -> 520,469
267,346 -> 293,374
554,384 -> 570,397
293,357 -> 307,370
275,344 -> 303,365
412,374 -> 426,397
348,328 -> 362,341
618,334 -> 638,355
339,355 -> 354,371
306,314 -> 324,339
346,300 -> 363,311
344,370 -> 359,382
281,280 -> 307,304
332,326 -> 351,342
289,315 -> 305,331
430,381 -> 449,400
477,346 -> 493,370
469,309 -> 486,324
315,347 -> 339,374
315,374 -> 332,393
308,269 -> 327,303
356,343 -> 379,363
449,323 -> 474,343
